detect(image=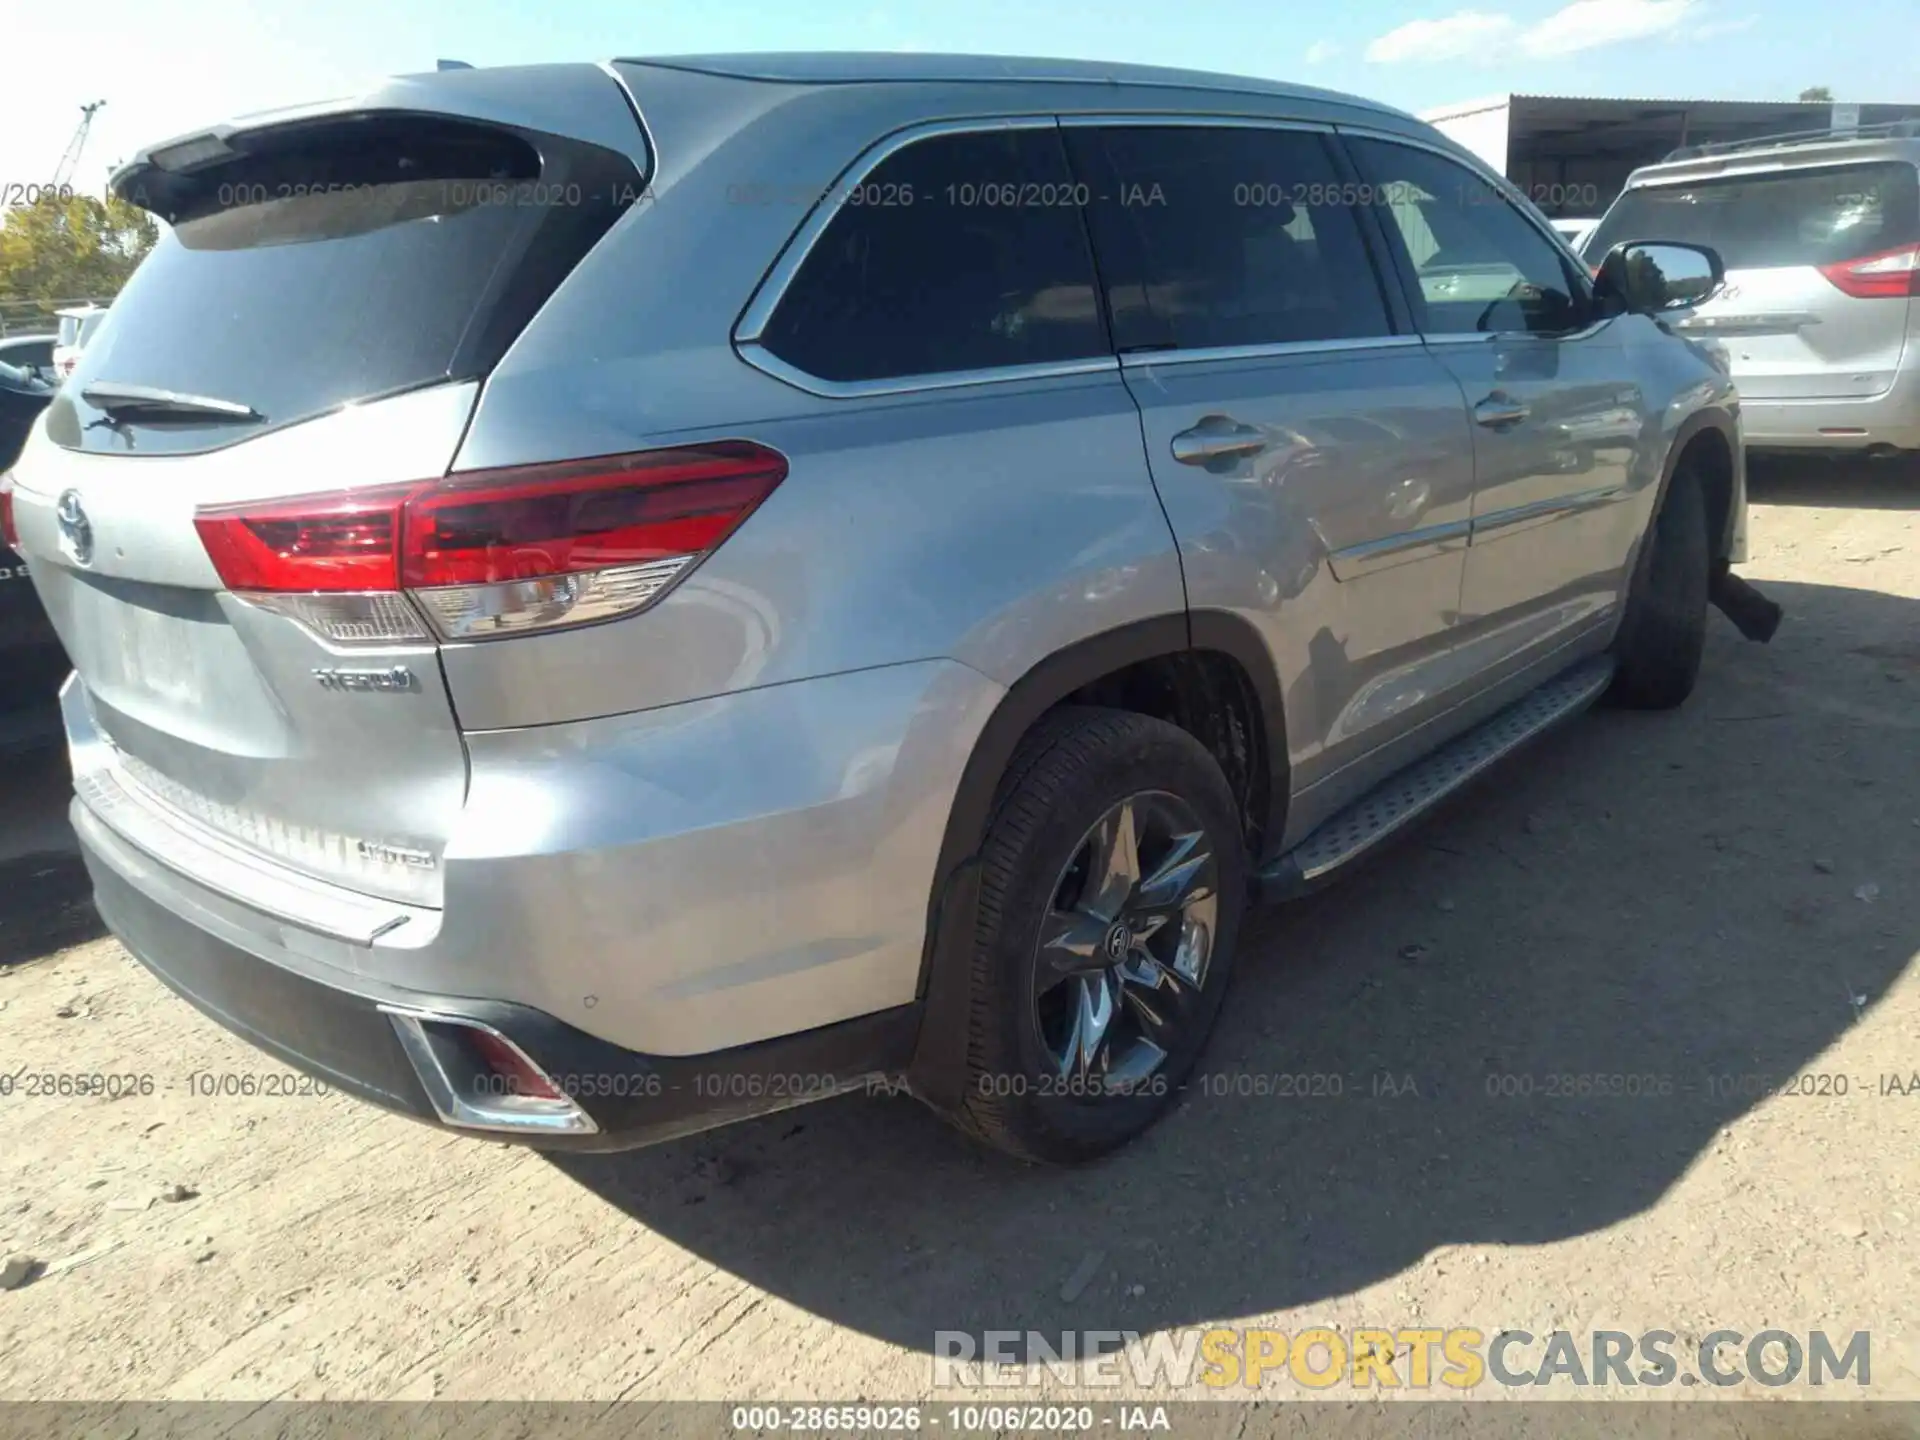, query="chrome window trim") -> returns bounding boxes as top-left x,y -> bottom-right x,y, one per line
1057,112 -> 1333,134
1421,319 -> 1612,346
736,341 -> 1119,399
733,113 -> 1063,347
597,58 -> 661,184
1470,484 -> 1626,541
1120,335 -> 1421,369
730,112 -> 1474,398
